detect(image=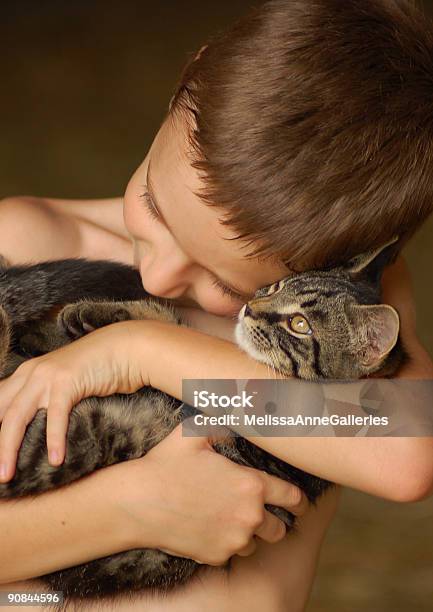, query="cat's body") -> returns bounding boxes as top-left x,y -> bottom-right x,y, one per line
0,244 -> 403,603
